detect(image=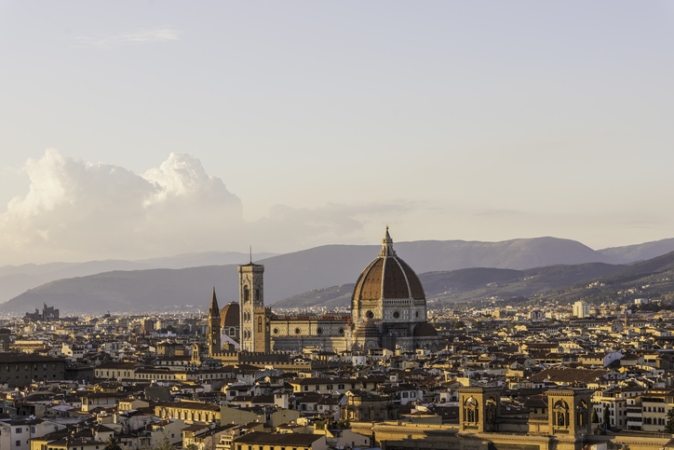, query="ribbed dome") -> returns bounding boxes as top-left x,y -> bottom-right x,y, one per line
352,228 -> 425,301
220,302 -> 240,328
